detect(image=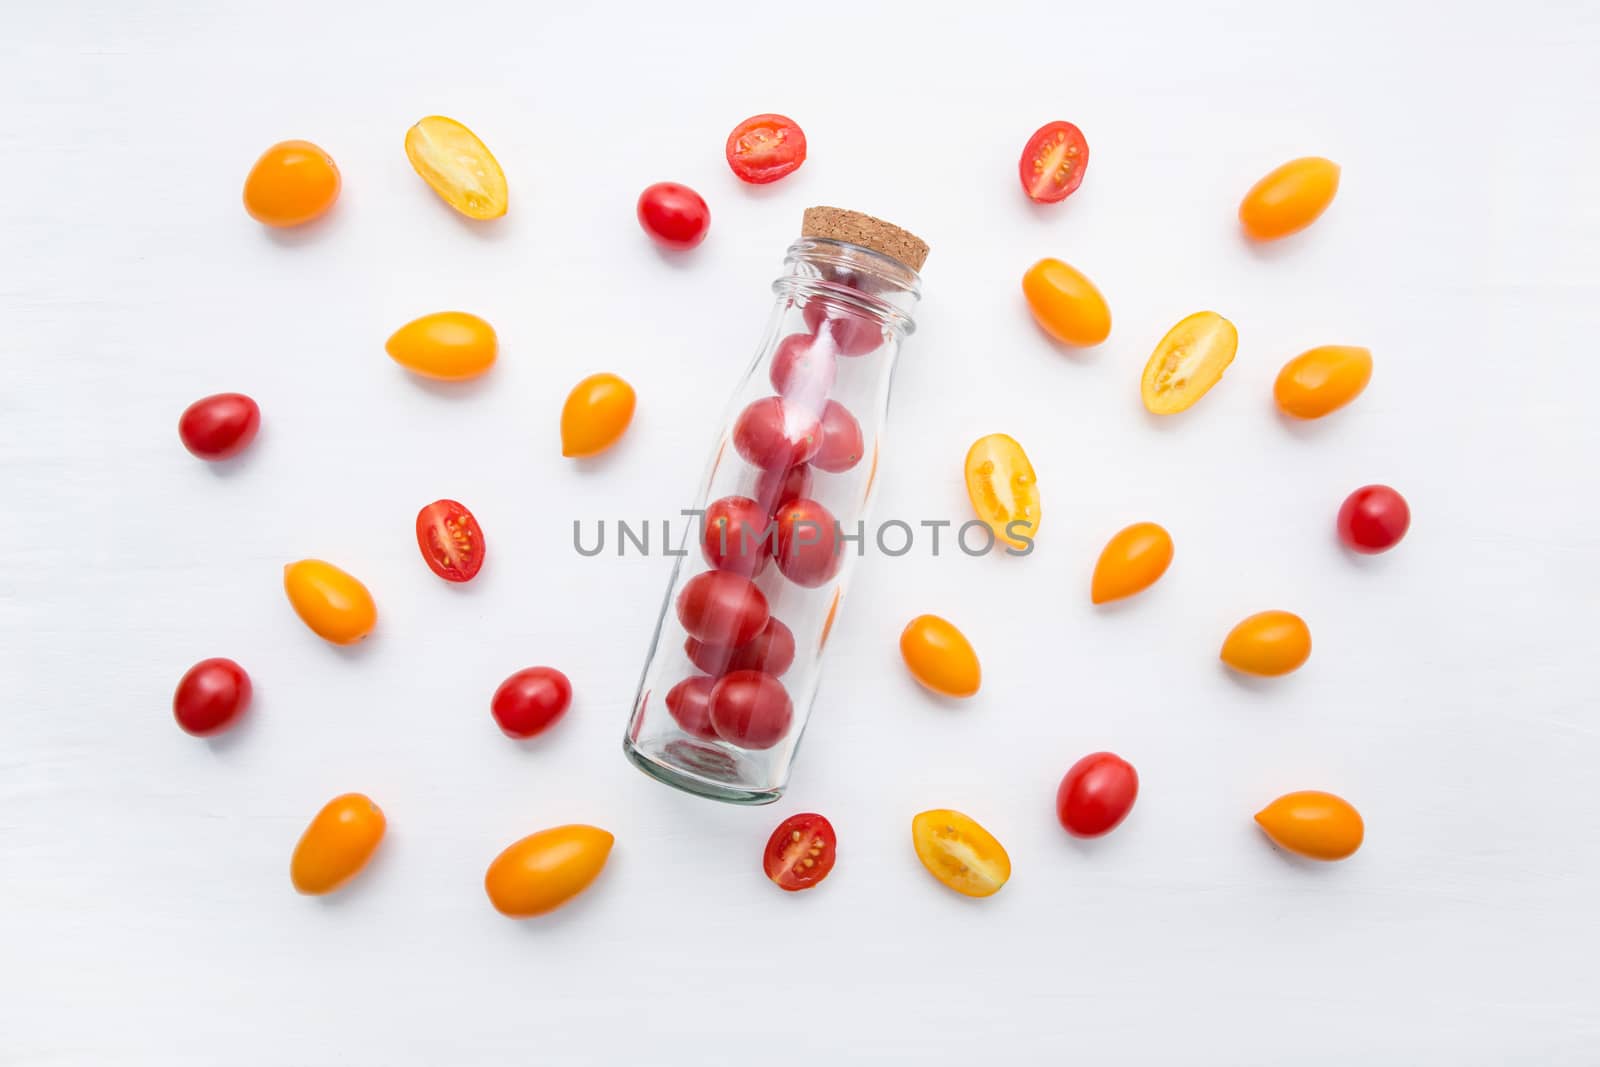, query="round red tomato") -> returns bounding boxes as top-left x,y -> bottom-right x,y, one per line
1019,120 -> 1089,203
769,332 -> 836,399
1055,752 -> 1138,838
685,617 -> 796,678
173,657 -> 252,736
637,182 -> 710,250
802,301 -> 882,357
1337,485 -> 1410,554
676,570 -> 769,647
774,497 -> 842,588
763,812 -> 836,891
709,670 -> 793,749
812,400 -> 863,473
491,666 -> 572,739
665,676 -> 718,740
725,114 -> 807,184
178,392 -> 260,460
703,496 -> 773,575
753,464 -> 812,511
733,396 -> 821,470
416,499 -> 485,582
